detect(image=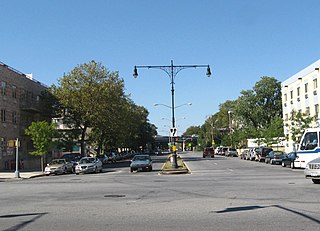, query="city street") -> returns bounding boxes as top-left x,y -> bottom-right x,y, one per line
1,152 -> 319,231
